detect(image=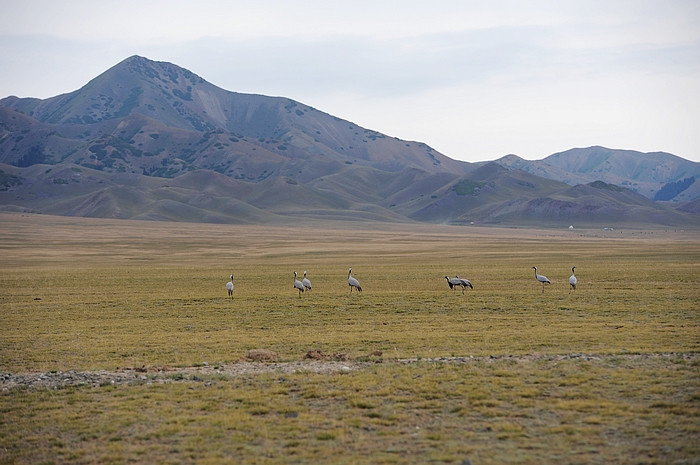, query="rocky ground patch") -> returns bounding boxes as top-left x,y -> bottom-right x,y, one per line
2,352 -> 694,391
